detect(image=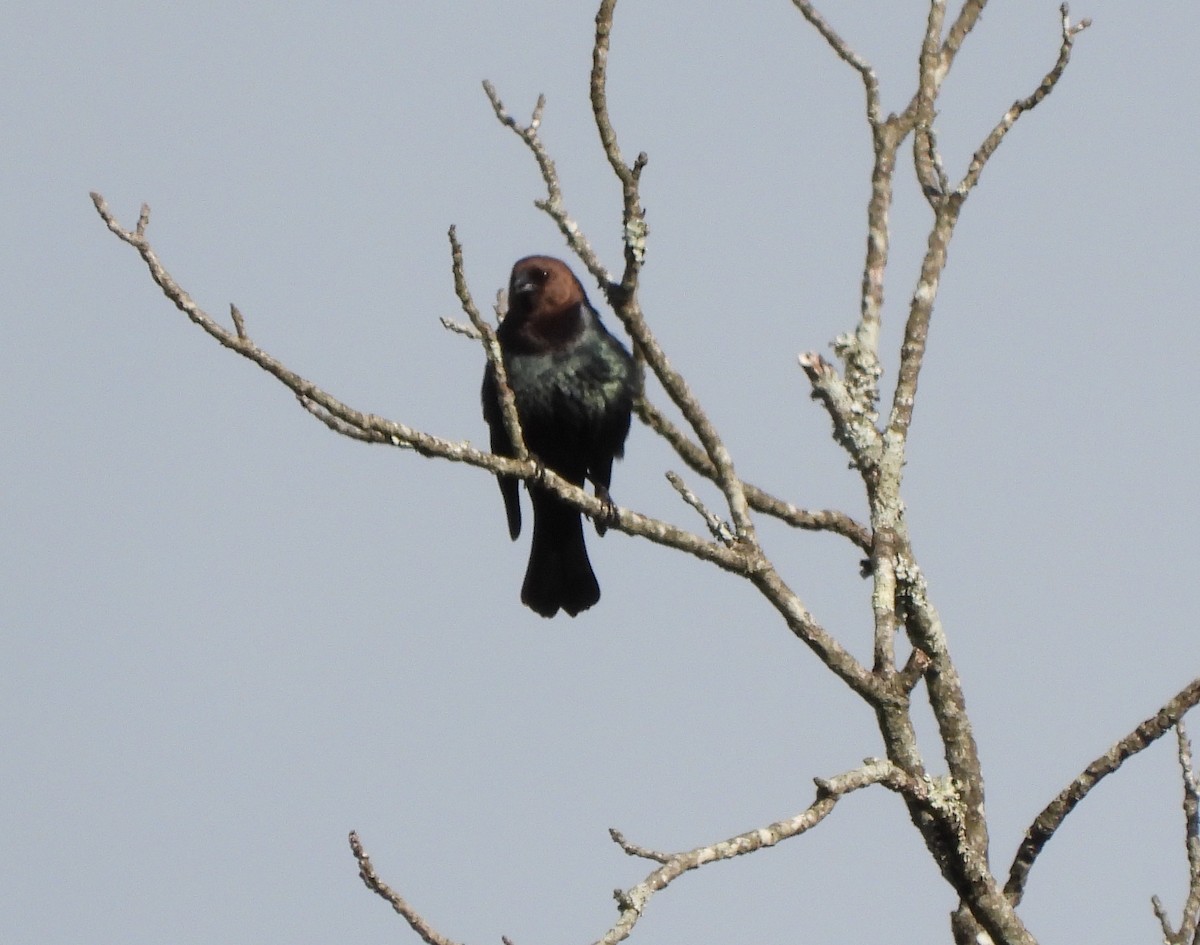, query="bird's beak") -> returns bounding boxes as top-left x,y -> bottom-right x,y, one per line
511,274 -> 538,298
